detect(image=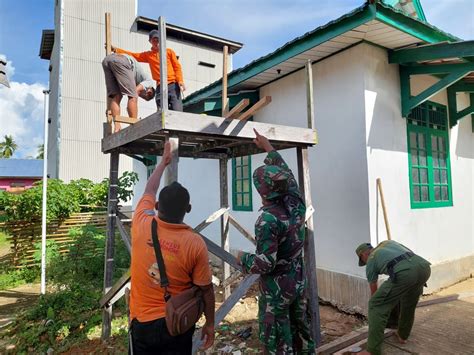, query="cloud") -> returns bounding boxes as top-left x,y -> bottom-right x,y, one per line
0,56 -> 46,159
